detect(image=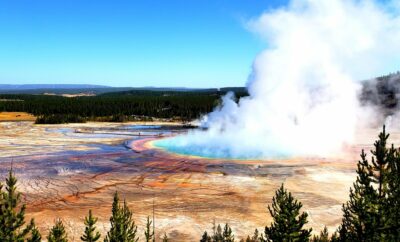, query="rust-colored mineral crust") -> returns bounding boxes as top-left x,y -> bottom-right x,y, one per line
0,121 -> 393,241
